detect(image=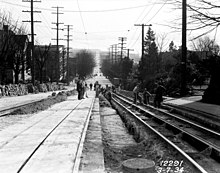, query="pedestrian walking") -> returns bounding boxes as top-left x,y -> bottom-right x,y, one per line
95,81 -> 100,97
84,83 -> 89,98
89,83 -> 93,90
133,83 -> 140,104
94,81 -> 98,91
143,88 -> 151,105
154,82 -> 166,108
76,78 -> 83,100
